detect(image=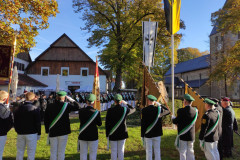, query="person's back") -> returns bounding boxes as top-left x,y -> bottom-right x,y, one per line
78,94 -> 102,160
44,91 -> 81,160
14,92 -> 41,160
14,102 -> 41,135
0,90 -> 13,160
78,106 -> 102,141
172,94 -> 197,160
175,106 -> 196,141
45,100 -> 72,137
105,94 -> 135,160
